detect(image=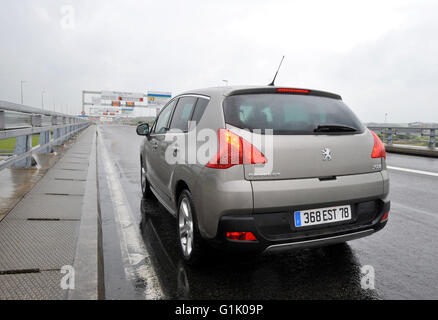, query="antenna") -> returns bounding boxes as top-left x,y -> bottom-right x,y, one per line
268,55 -> 285,86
